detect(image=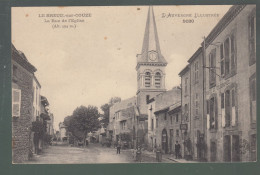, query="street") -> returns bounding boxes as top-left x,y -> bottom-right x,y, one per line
27,143 -> 175,164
